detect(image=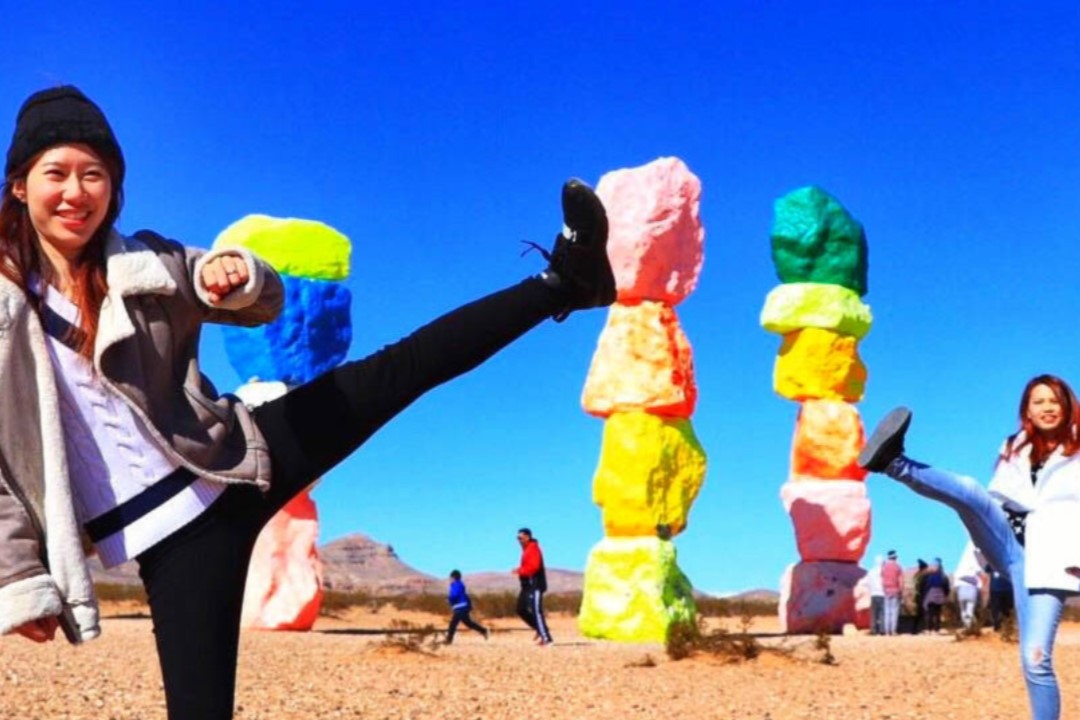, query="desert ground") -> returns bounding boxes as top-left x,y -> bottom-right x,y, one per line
3,602 -> 1078,719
